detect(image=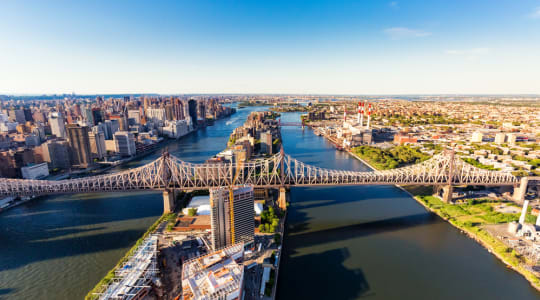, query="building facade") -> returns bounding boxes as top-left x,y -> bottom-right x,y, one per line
114,131 -> 136,156
48,112 -> 66,139
41,140 -> 71,170
89,131 -> 107,159
66,124 -> 92,168
210,185 -> 254,250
